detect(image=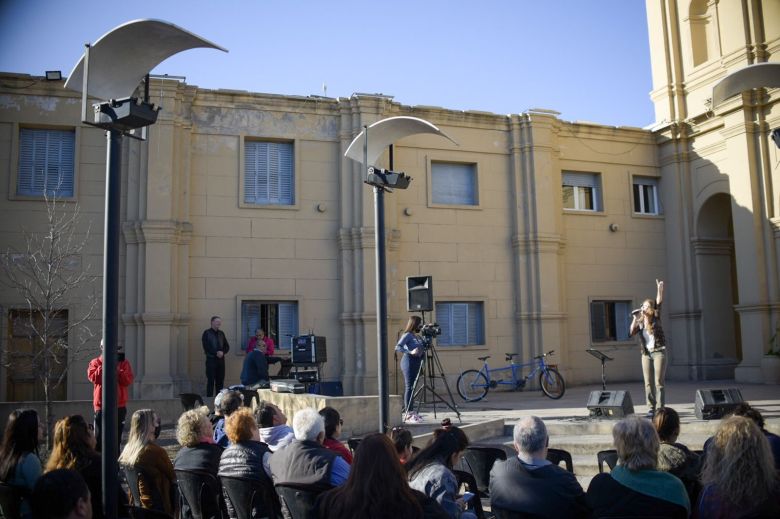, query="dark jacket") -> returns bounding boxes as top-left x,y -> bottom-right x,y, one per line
219,441 -> 274,519
240,349 -> 269,386
269,439 -> 337,491
174,442 -> 224,475
489,456 -> 589,518
202,328 -> 230,358
587,472 -> 688,519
